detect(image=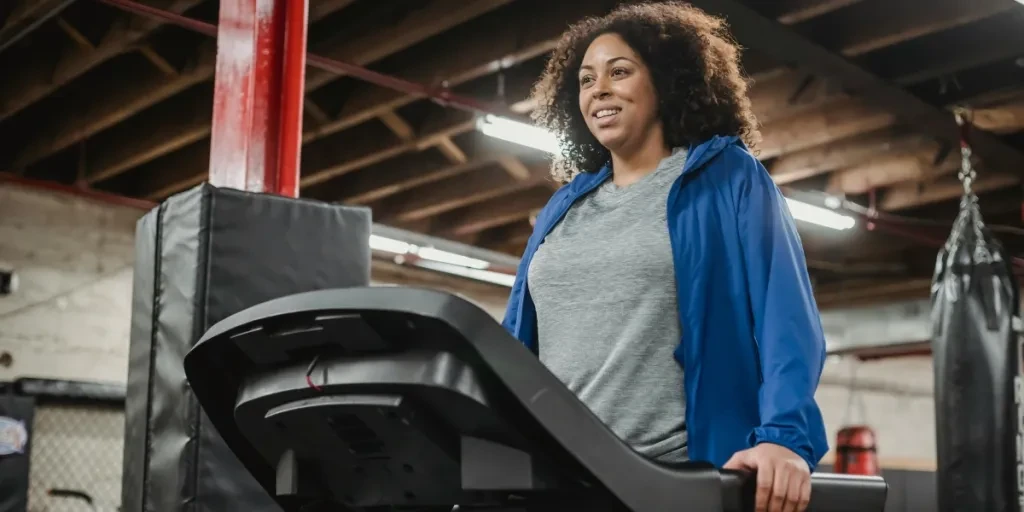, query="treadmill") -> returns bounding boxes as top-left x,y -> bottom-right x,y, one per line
183,287 -> 888,511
